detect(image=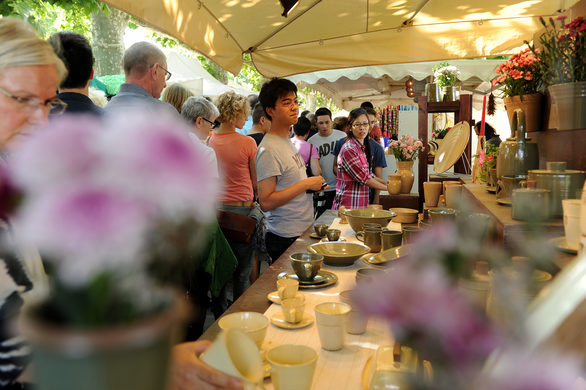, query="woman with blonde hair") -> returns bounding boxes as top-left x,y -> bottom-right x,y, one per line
208,90 -> 264,309
162,83 -> 194,113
